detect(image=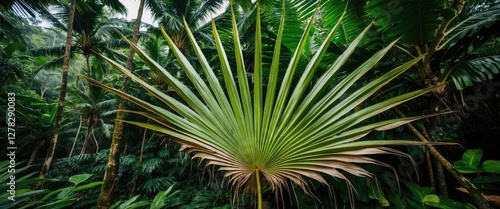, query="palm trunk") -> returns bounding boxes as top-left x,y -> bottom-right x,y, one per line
37,0 -> 76,182
96,0 -> 145,207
